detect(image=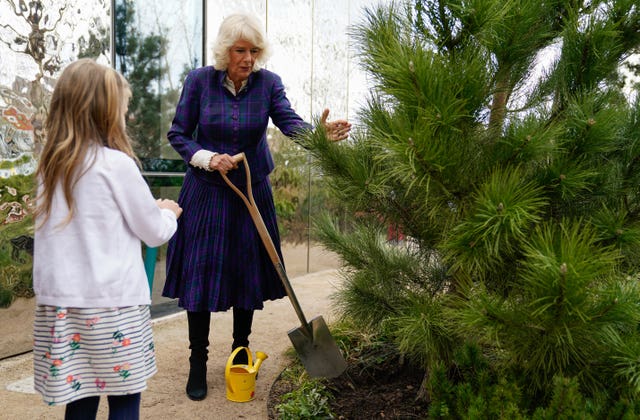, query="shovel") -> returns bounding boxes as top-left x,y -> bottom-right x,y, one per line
219,152 -> 347,378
